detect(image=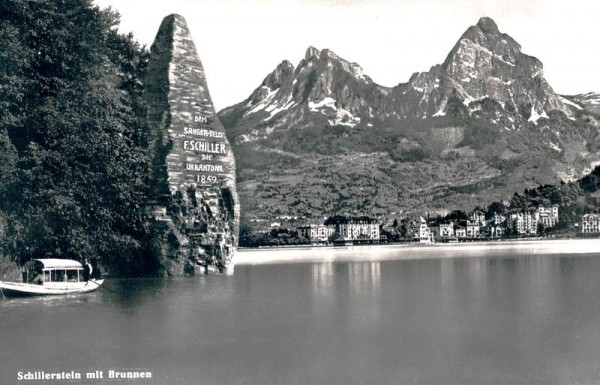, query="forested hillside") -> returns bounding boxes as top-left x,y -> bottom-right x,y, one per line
0,0 -> 155,276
